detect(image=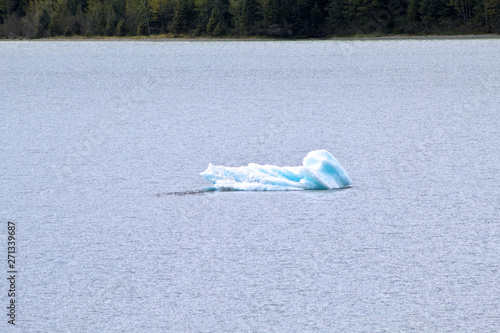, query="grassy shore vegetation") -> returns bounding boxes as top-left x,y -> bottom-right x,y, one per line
1,0 -> 500,38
